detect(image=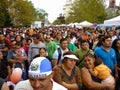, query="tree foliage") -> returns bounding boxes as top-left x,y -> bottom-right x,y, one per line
10,0 -> 37,27
65,0 -> 107,24
36,8 -> 48,22
53,19 -> 61,25
0,0 -> 48,27
106,6 -> 120,19
0,0 -> 12,27
53,13 -> 65,25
